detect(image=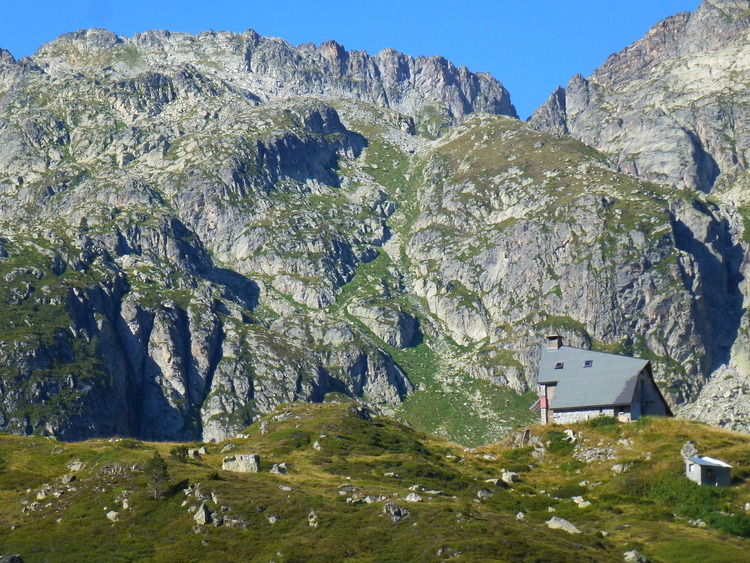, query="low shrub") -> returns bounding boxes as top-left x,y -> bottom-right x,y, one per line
170,445 -> 189,463
545,431 -> 574,456
648,473 -> 750,538
551,483 -> 587,499
560,459 -> 584,473
586,416 -> 619,433
503,446 -> 533,464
